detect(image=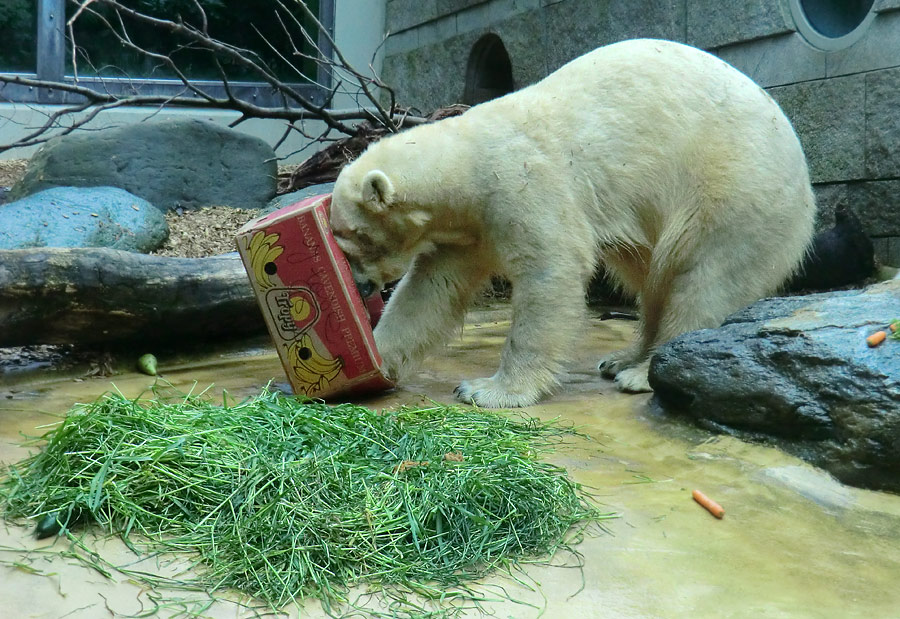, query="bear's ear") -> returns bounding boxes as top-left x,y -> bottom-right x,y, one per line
361,170 -> 396,212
